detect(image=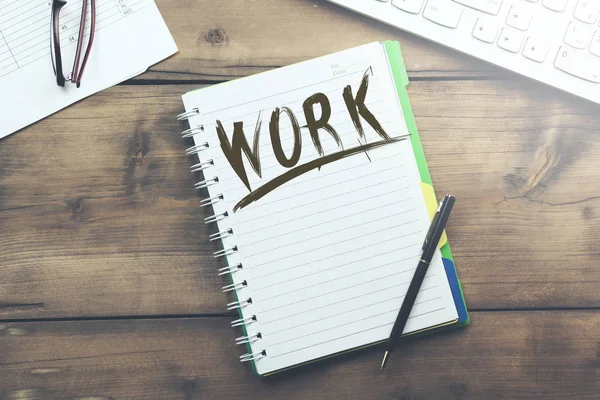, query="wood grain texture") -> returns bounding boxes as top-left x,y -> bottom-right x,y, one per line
0,84 -> 226,320
145,0 -> 503,81
1,312 -> 599,399
1,80 -> 600,320
3,1 -> 599,395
